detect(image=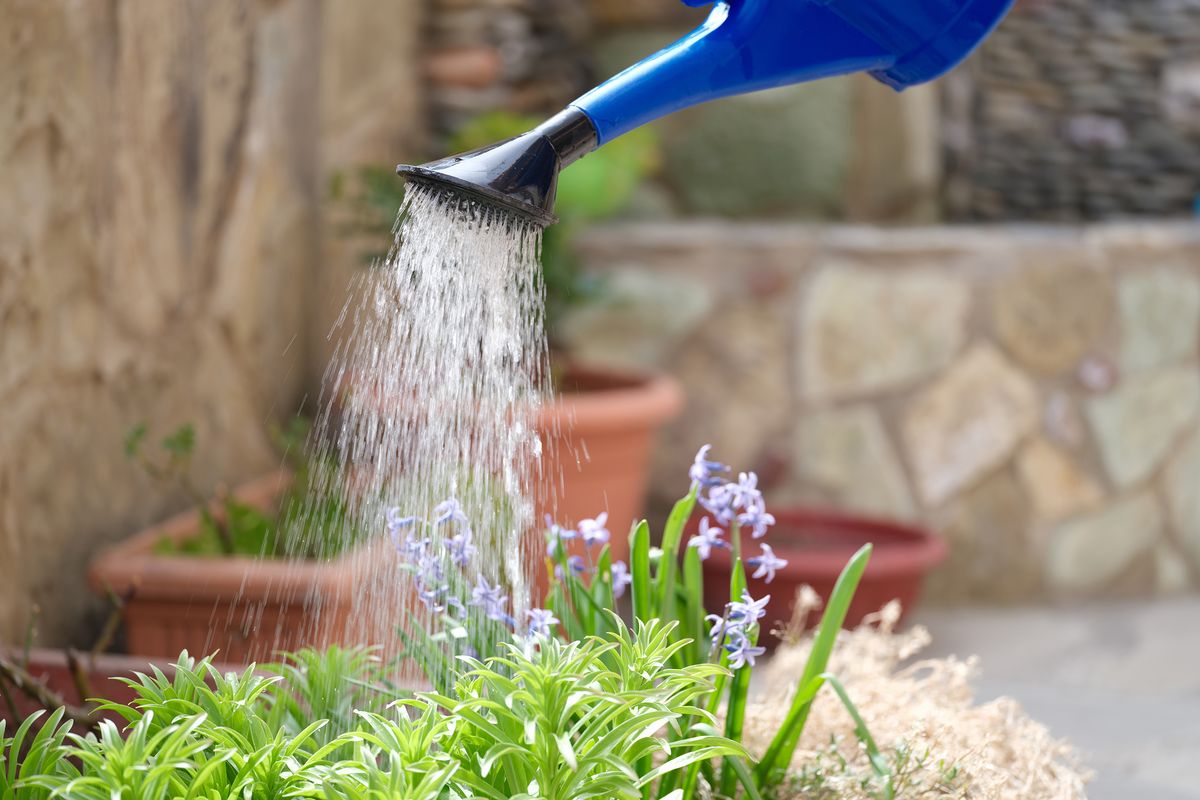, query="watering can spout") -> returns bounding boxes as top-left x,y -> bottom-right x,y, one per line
398,0 -> 1016,227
